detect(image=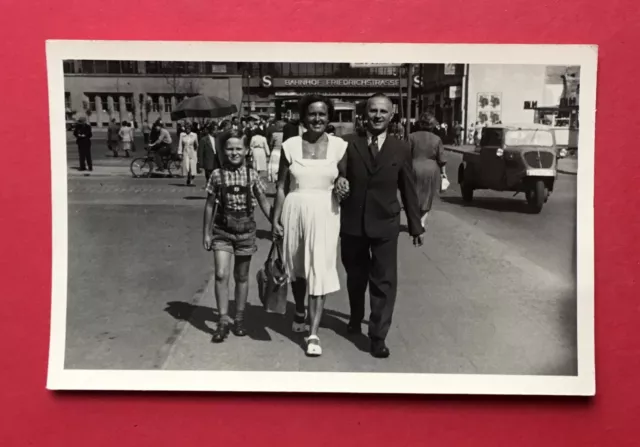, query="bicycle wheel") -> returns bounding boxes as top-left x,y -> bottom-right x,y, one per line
130,157 -> 153,178
167,159 -> 183,178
